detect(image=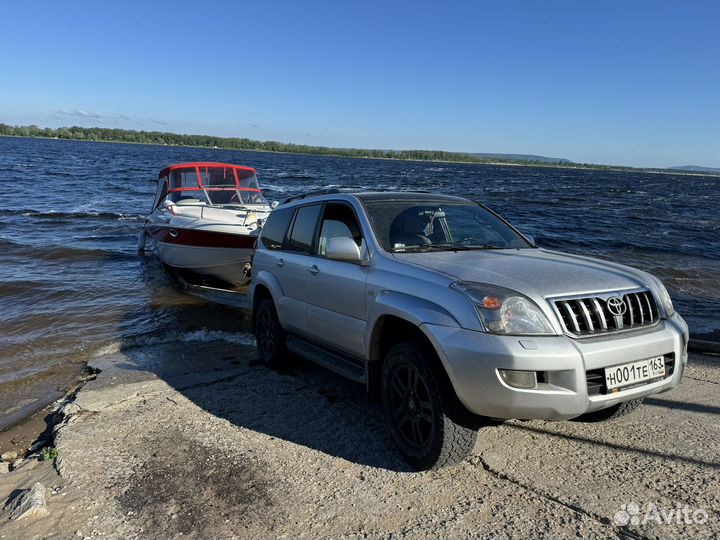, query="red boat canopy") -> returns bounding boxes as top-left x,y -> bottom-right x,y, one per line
158,162 -> 256,179
159,162 -> 260,193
